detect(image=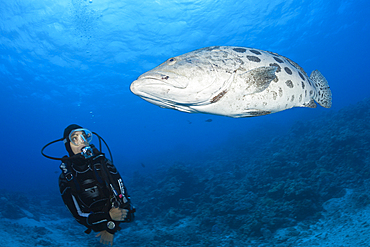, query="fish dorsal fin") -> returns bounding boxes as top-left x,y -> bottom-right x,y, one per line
237,66 -> 277,95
